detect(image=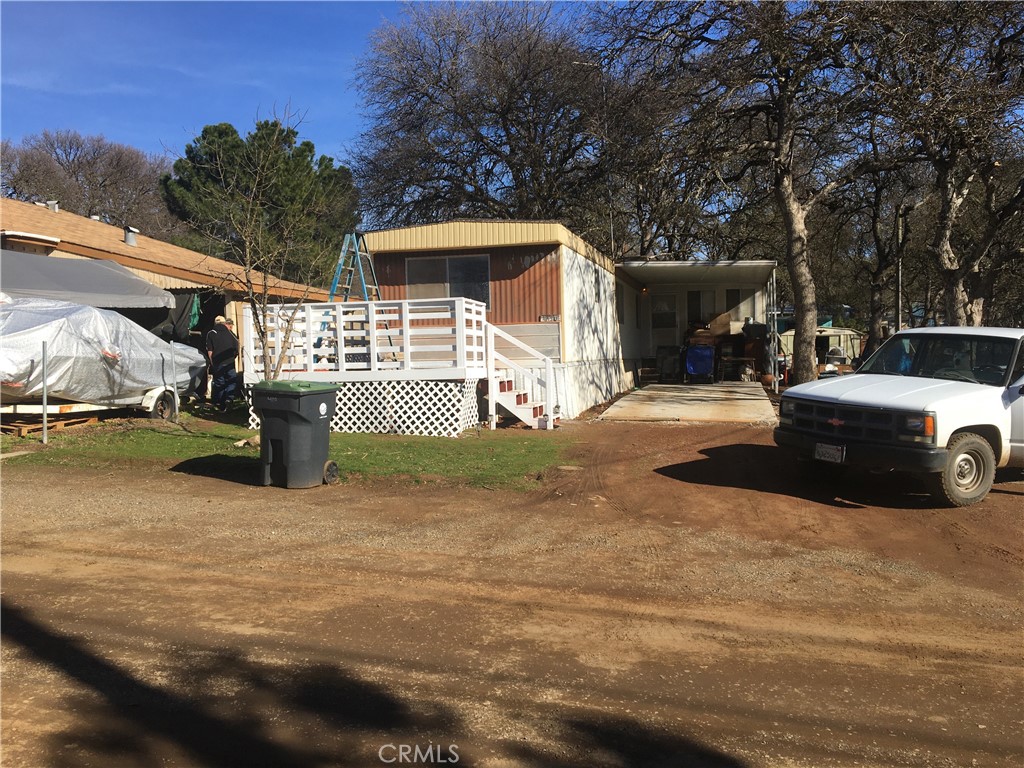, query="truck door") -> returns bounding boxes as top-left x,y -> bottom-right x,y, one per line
1008,344 -> 1024,465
